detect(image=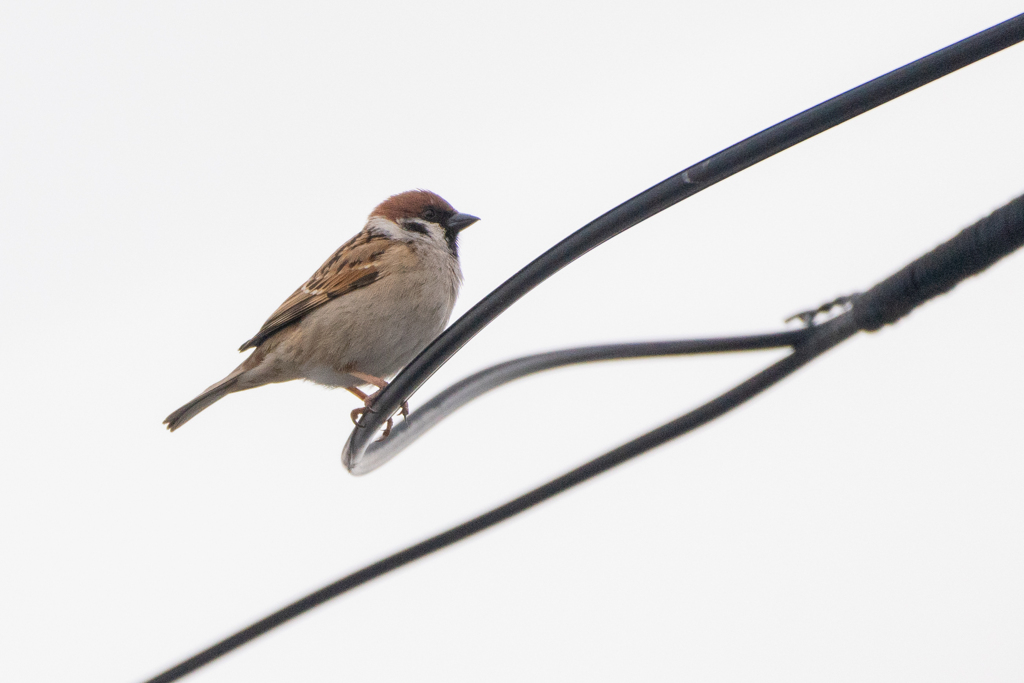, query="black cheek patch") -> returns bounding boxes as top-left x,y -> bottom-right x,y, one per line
403,221 -> 430,235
